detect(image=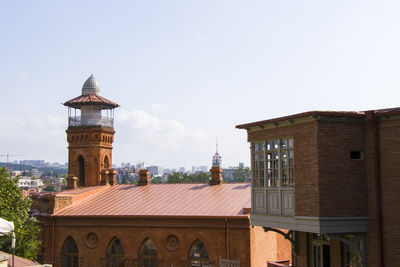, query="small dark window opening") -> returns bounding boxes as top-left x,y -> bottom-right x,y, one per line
350,151 -> 363,160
